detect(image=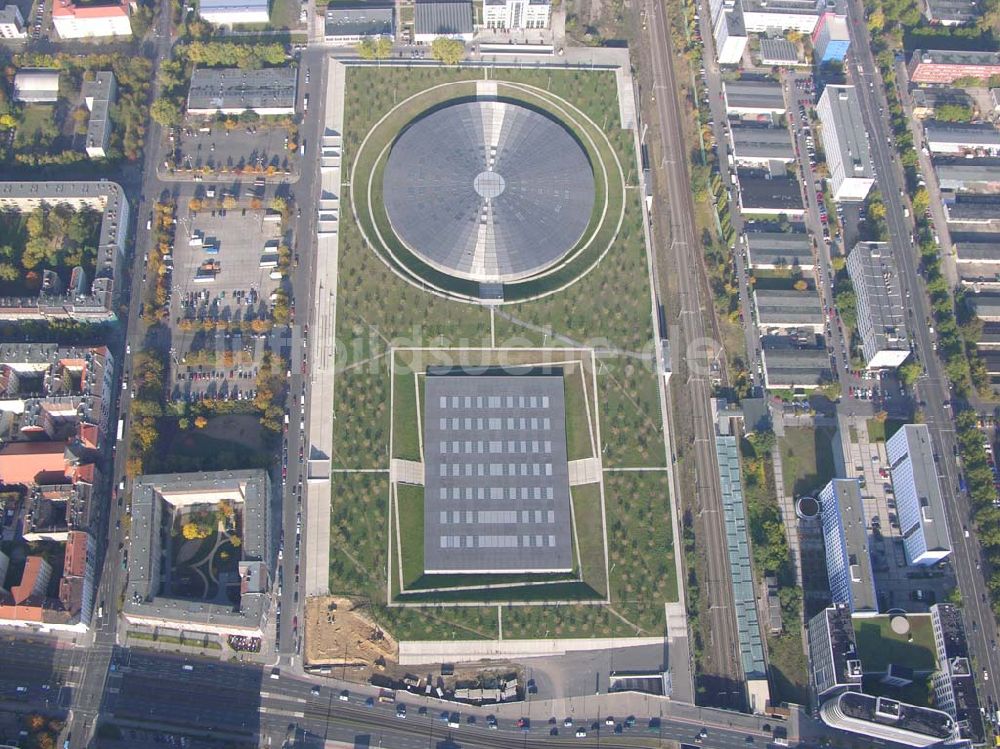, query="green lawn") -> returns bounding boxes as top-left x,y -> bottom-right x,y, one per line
572,483 -> 608,598
767,631 -> 810,705
391,372 -> 421,461
862,674 -> 933,707
14,105 -> 58,152
396,483 -> 424,588
605,471 -> 676,632
564,363 -> 596,461
780,426 -> 837,497
854,615 -> 937,673
867,417 -> 905,443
